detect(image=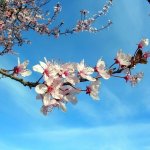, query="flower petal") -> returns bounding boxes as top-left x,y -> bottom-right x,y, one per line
59,102 -> 67,112
35,84 -> 47,94
33,64 -> 44,73
40,61 -> 47,69
20,70 -> 32,77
